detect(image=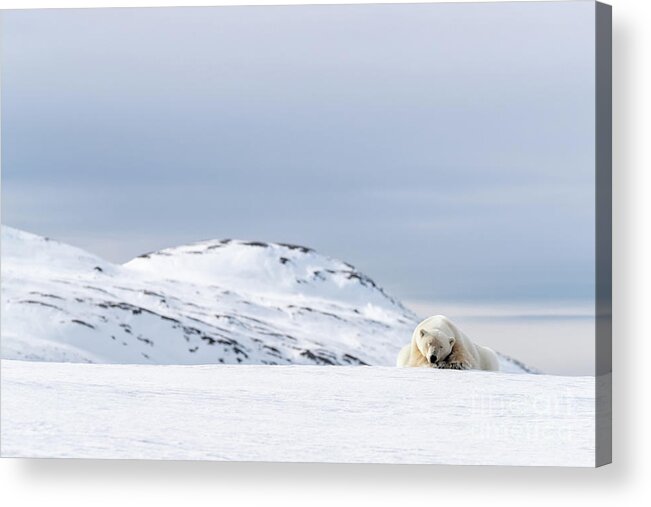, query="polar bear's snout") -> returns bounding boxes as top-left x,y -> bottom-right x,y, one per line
421,331 -> 453,366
